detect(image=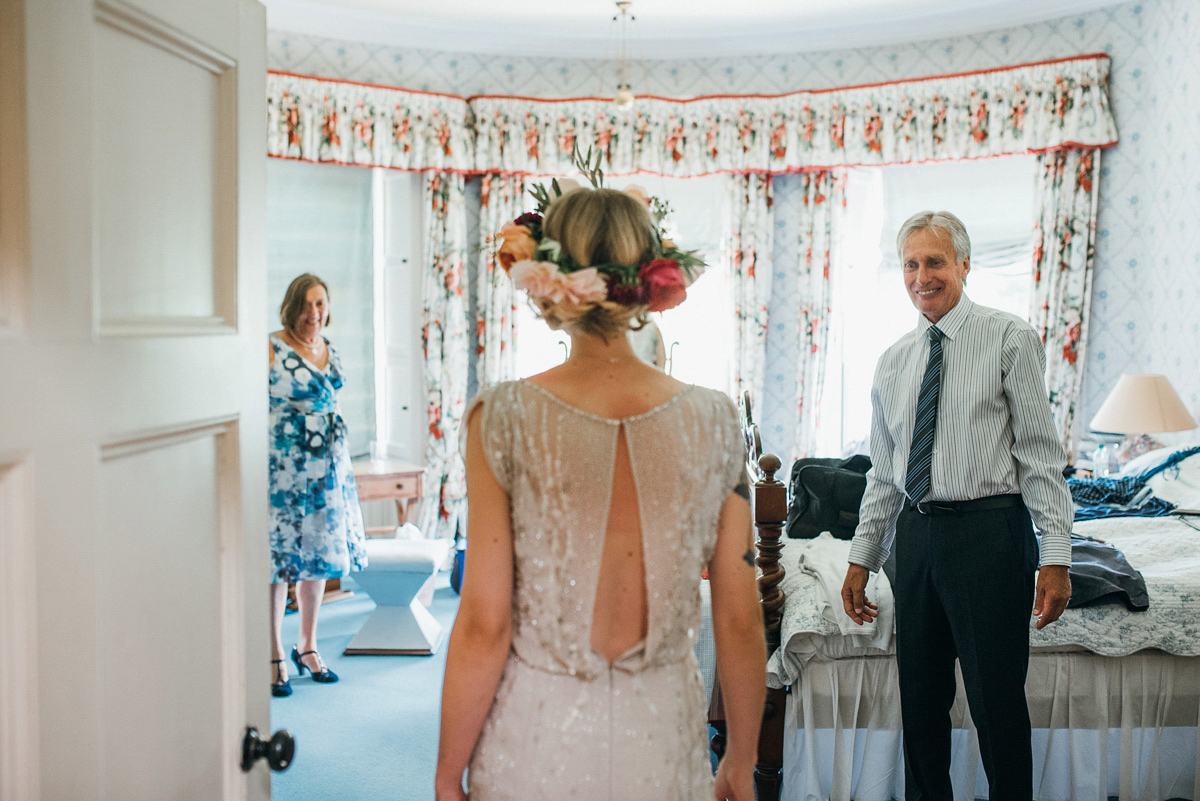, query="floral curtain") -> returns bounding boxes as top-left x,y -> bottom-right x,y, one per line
420,172 -> 470,540
728,173 -> 774,407
791,170 -> 844,461
267,71 -> 473,171
475,174 -> 527,389
1030,148 -> 1101,457
269,55 -> 1117,177
468,55 -> 1117,176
